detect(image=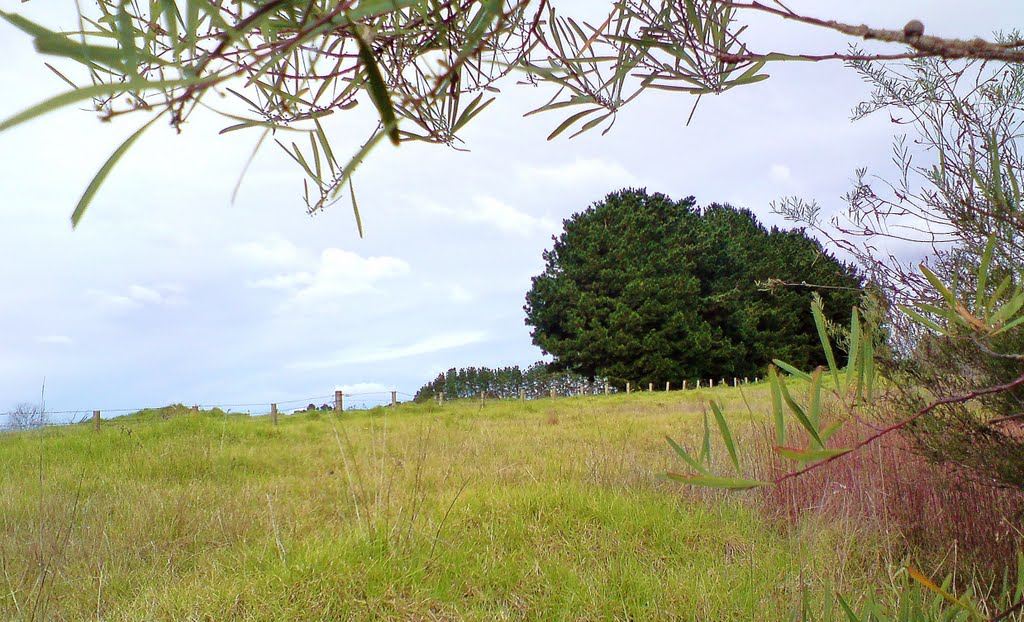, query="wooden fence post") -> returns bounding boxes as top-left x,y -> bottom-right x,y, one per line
626,382 -> 631,394
604,381 -> 609,396
683,380 -> 687,391
733,378 -> 738,387
391,390 -> 397,406
271,403 -> 278,426
648,382 -> 653,392
334,390 -> 344,412
93,410 -> 100,432
665,381 -> 671,392
549,388 -> 556,399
